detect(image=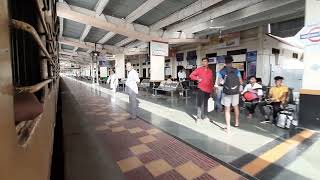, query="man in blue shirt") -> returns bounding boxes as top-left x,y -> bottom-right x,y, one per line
218,55 -> 243,134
